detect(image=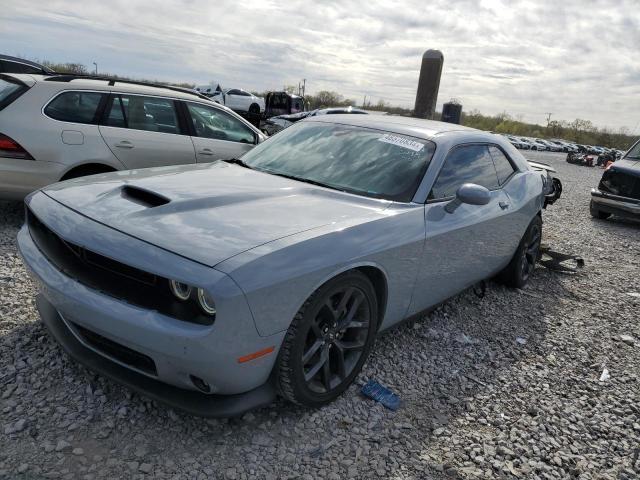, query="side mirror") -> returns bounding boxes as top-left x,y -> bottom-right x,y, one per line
445,183 -> 491,213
